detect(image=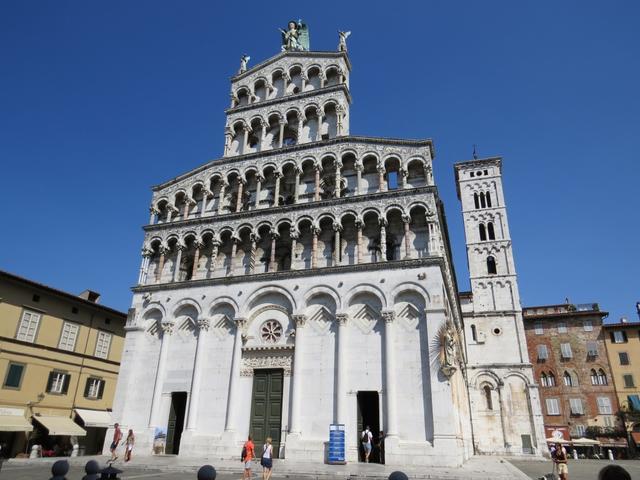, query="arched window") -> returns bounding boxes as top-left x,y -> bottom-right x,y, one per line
487,222 -> 495,240
480,192 -> 487,208
474,193 -> 480,209
591,369 -> 598,385
471,324 -> 478,342
548,371 -> 556,387
486,192 -> 492,207
487,256 -> 497,275
541,372 -> 548,387
598,369 -> 608,385
564,371 -> 574,387
483,385 -> 493,410
479,224 -> 487,241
